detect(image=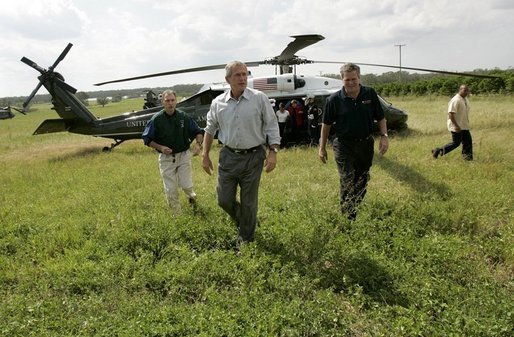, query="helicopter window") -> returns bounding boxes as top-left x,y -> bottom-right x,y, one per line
295,78 -> 306,89
200,95 -> 212,105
